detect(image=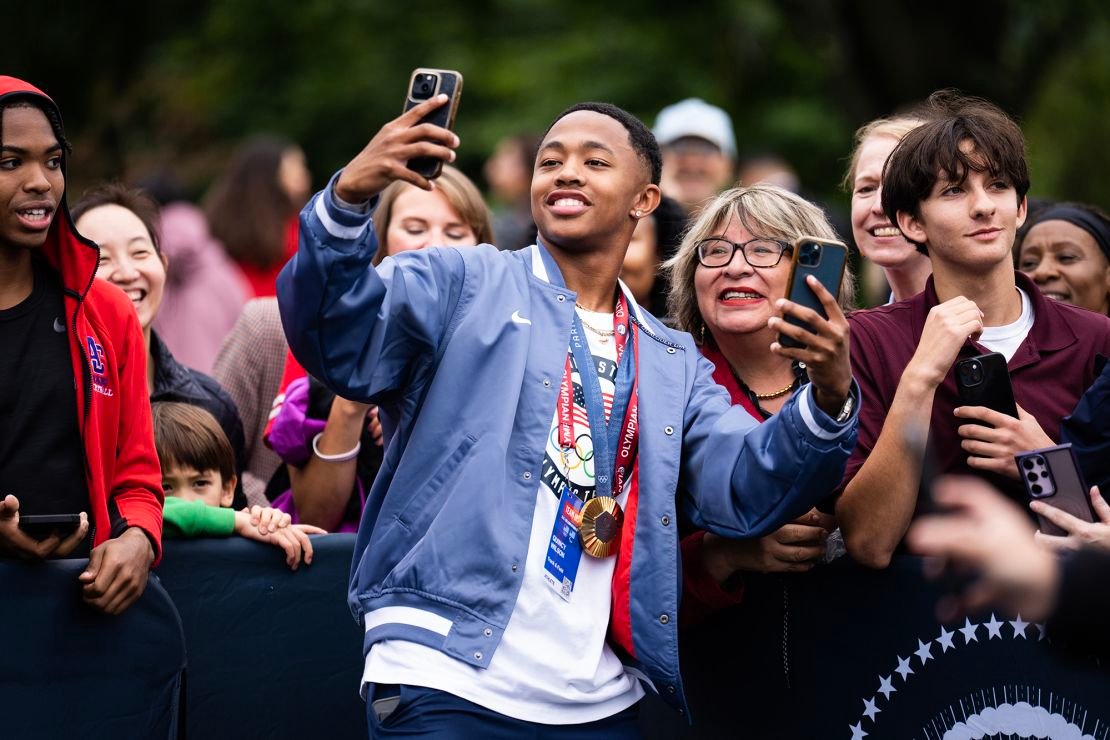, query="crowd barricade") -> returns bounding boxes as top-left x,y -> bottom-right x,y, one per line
6,539 -> 1108,739
0,555 -> 186,739
639,555 -> 1110,739
156,535 -> 364,739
